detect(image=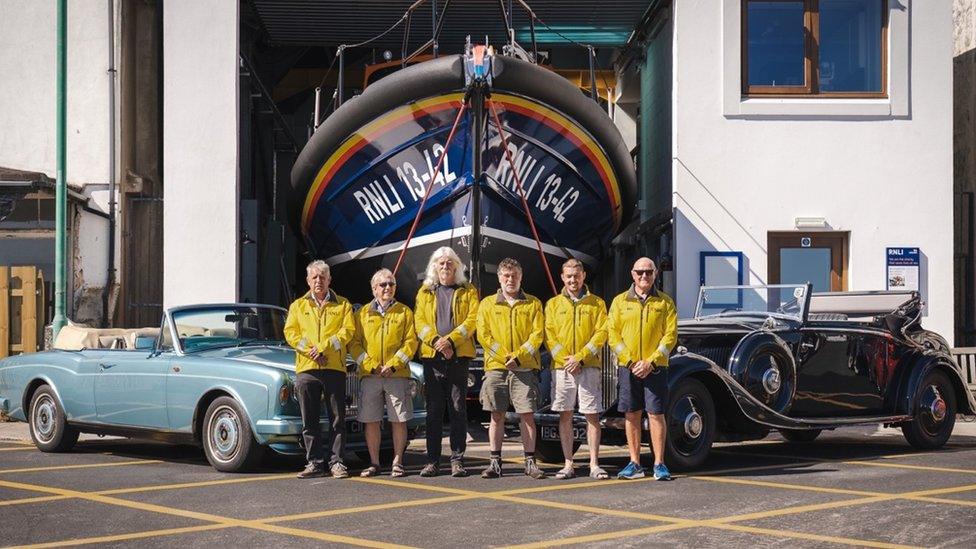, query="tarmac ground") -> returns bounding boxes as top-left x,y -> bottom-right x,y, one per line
1,420 -> 976,548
